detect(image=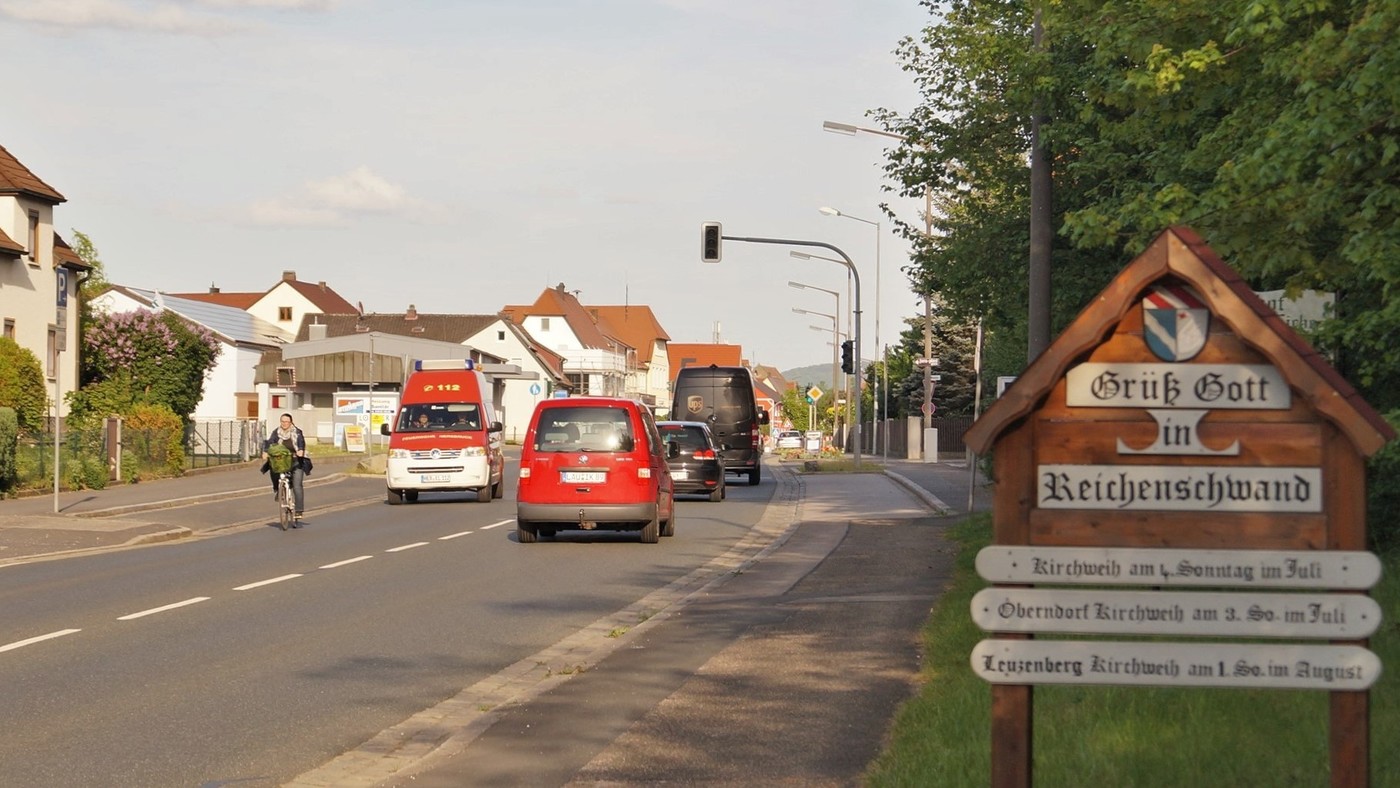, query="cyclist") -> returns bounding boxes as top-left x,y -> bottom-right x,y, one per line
261,412 -> 307,525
